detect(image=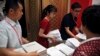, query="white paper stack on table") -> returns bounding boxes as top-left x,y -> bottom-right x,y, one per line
47,47 -> 66,56
14,41 -> 47,56
47,43 -> 75,56
76,33 -> 86,40
65,38 -> 80,48
14,41 -> 76,56
55,43 -> 75,56
65,33 -> 86,49
47,29 -> 62,43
